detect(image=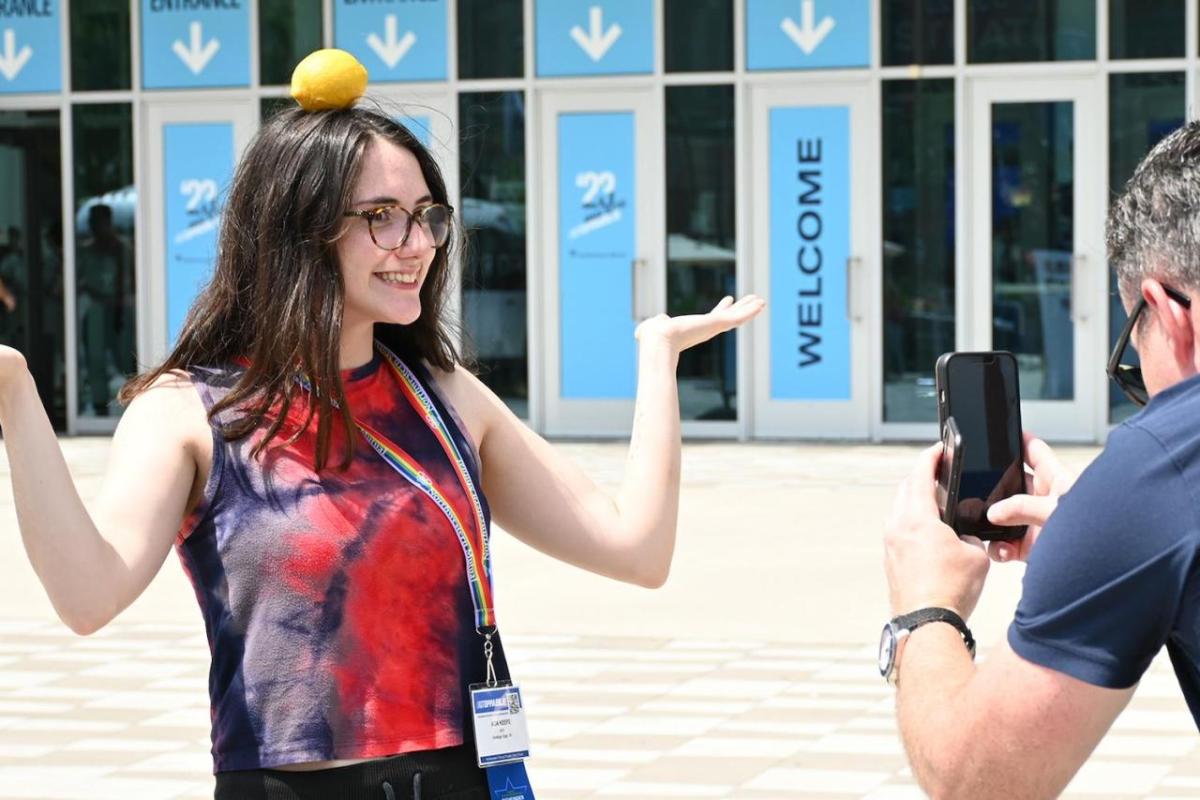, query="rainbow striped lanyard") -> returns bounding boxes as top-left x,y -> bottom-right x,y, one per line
296,343 -> 495,633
